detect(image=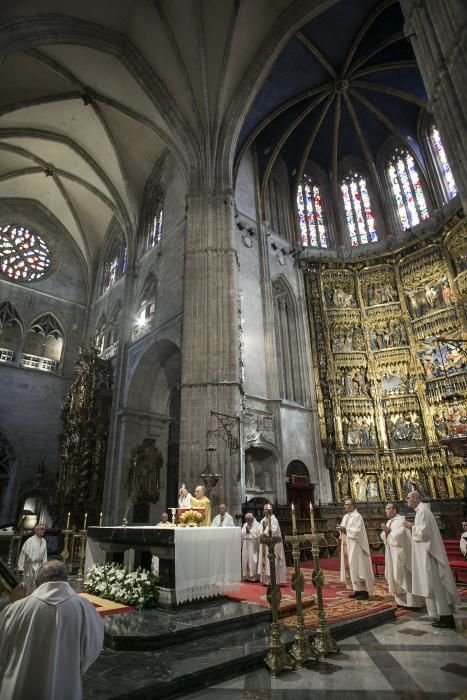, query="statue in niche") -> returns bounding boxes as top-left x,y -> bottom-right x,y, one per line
366,476 -> 379,501
354,474 -> 367,502
369,423 -> 378,447
342,370 -> 355,397
127,439 -> 162,504
338,472 -> 350,500
424,284 -> 438,308
433,414 -> 448,439
343,332 -> 353,351
383,476 -> 396,500
245,454 -> 259,490
352,327 -> 365,351
360,419 -> 371,448
347,420 -> 362,448
333,287 -> 354,308
353,370 -> 370,396
380,284 -> 398,303
435,475 -> 448,498
451,474 -> 464,498
442,282 -> 452,306
369,329 -> 379,351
